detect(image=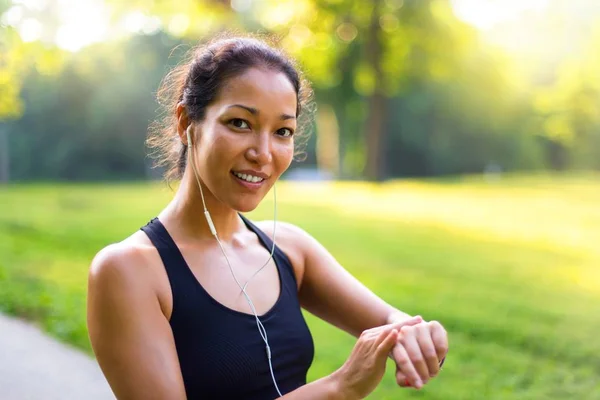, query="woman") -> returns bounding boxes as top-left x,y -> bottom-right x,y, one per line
87,34 -> 448,399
